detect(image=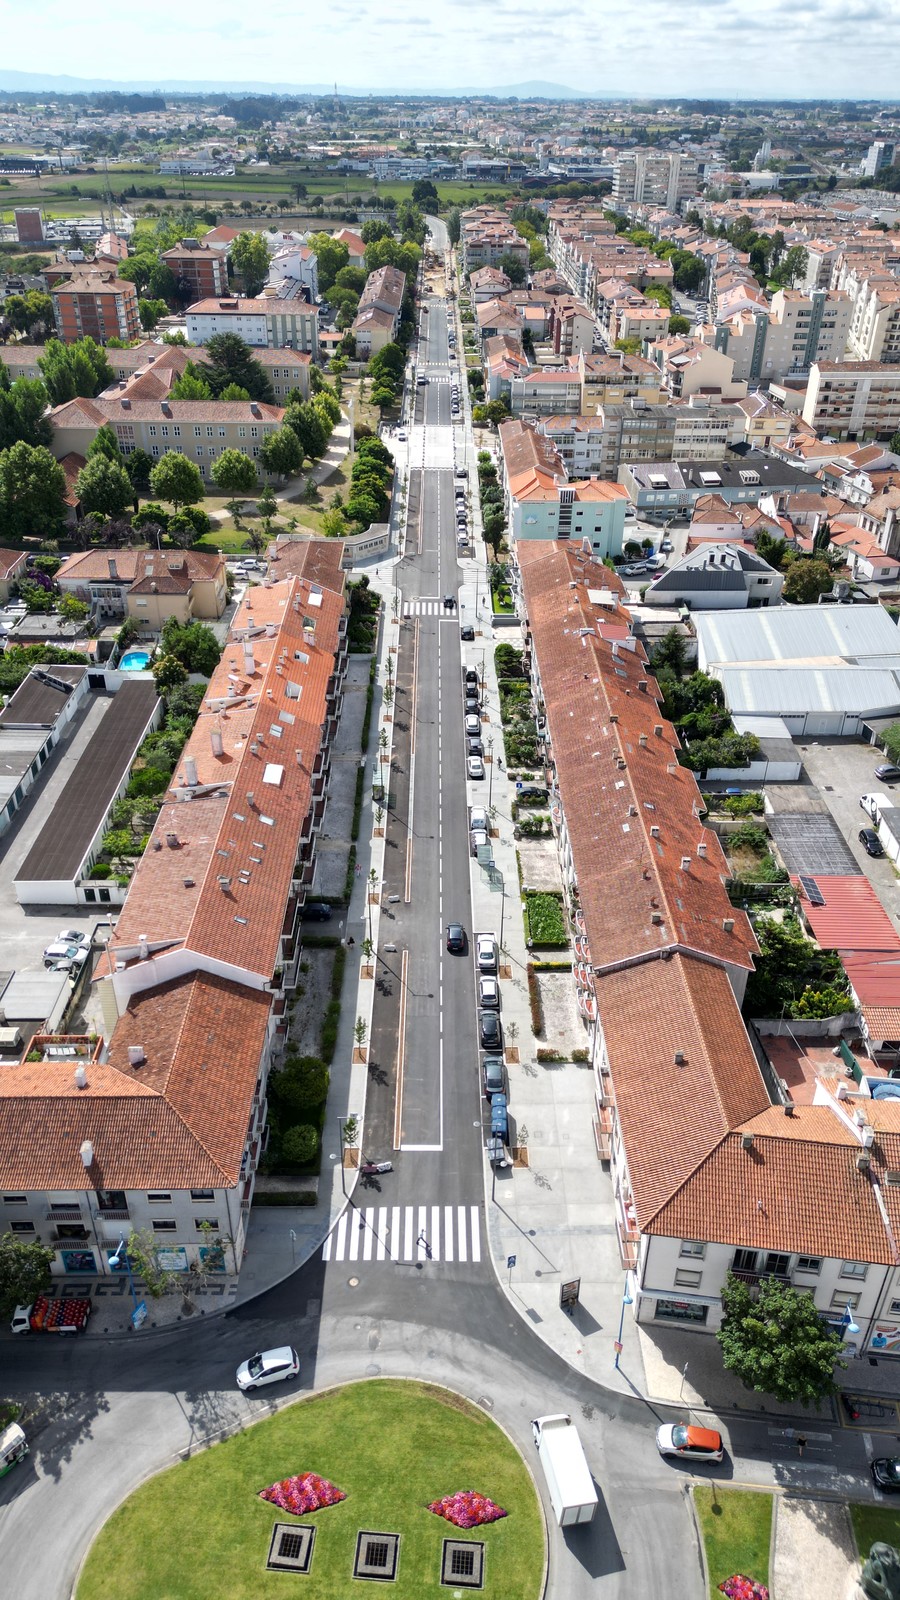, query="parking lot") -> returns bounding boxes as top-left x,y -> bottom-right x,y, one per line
792,739 -> 900,916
